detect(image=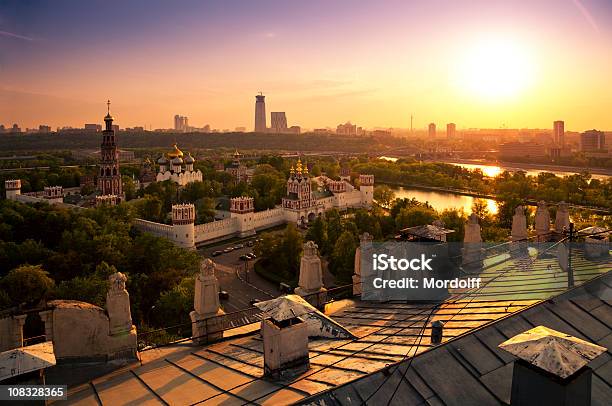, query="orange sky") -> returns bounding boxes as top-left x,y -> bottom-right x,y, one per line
1,0 -> 611,131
